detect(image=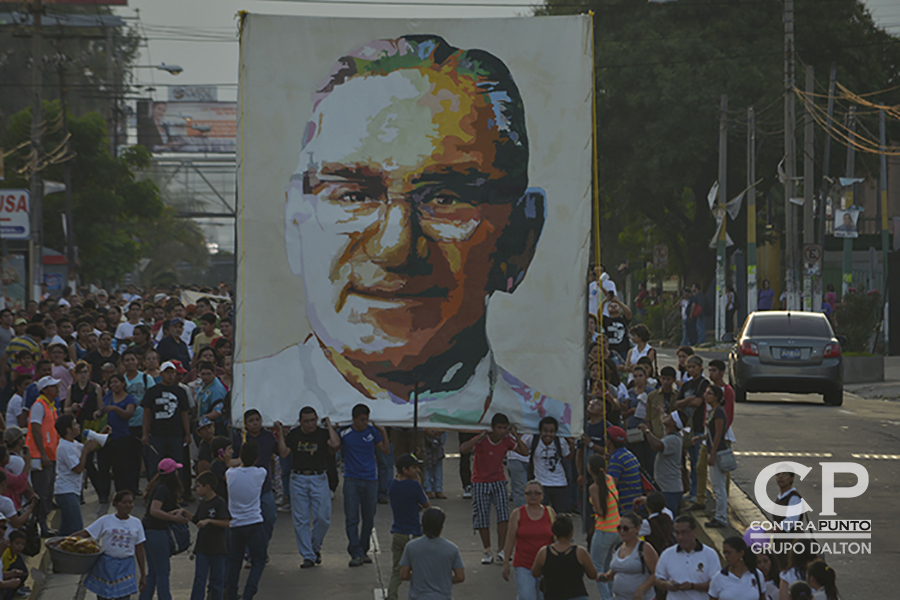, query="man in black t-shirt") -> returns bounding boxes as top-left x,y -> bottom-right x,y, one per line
672,356 -> 709,508
183,470 -> 231,599
601,297 -> 632,361
83,331 -> 119,383
275,406 -> 340,568
141,361 -> 191,480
